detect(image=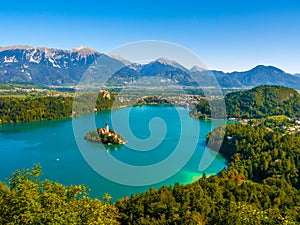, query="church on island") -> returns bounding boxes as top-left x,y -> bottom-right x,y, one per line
85,122 -> 126,145
97,122 -> 118,139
